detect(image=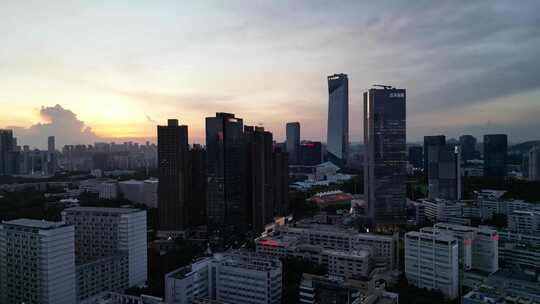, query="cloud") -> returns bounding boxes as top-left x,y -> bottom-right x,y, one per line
9,104 -> 100,149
